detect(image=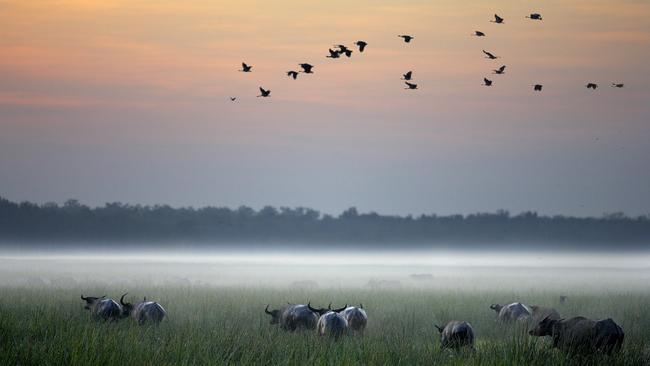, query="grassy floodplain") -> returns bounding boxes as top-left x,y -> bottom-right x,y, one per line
1,252 -> 649,365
